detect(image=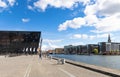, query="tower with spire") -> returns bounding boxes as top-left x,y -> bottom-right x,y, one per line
108,34 -> 111,43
